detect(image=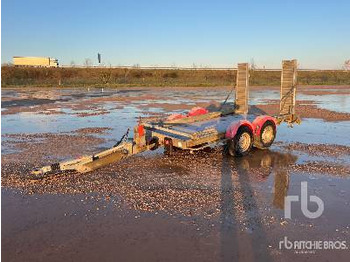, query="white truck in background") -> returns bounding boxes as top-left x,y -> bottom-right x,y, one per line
13,56 -> 59,67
